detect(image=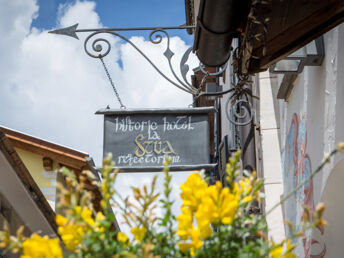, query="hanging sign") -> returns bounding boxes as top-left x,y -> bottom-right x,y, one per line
96,107 -> 216,172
